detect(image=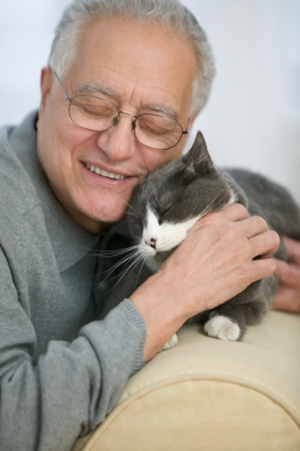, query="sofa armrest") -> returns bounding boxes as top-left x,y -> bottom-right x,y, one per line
73,311 -> 300,451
